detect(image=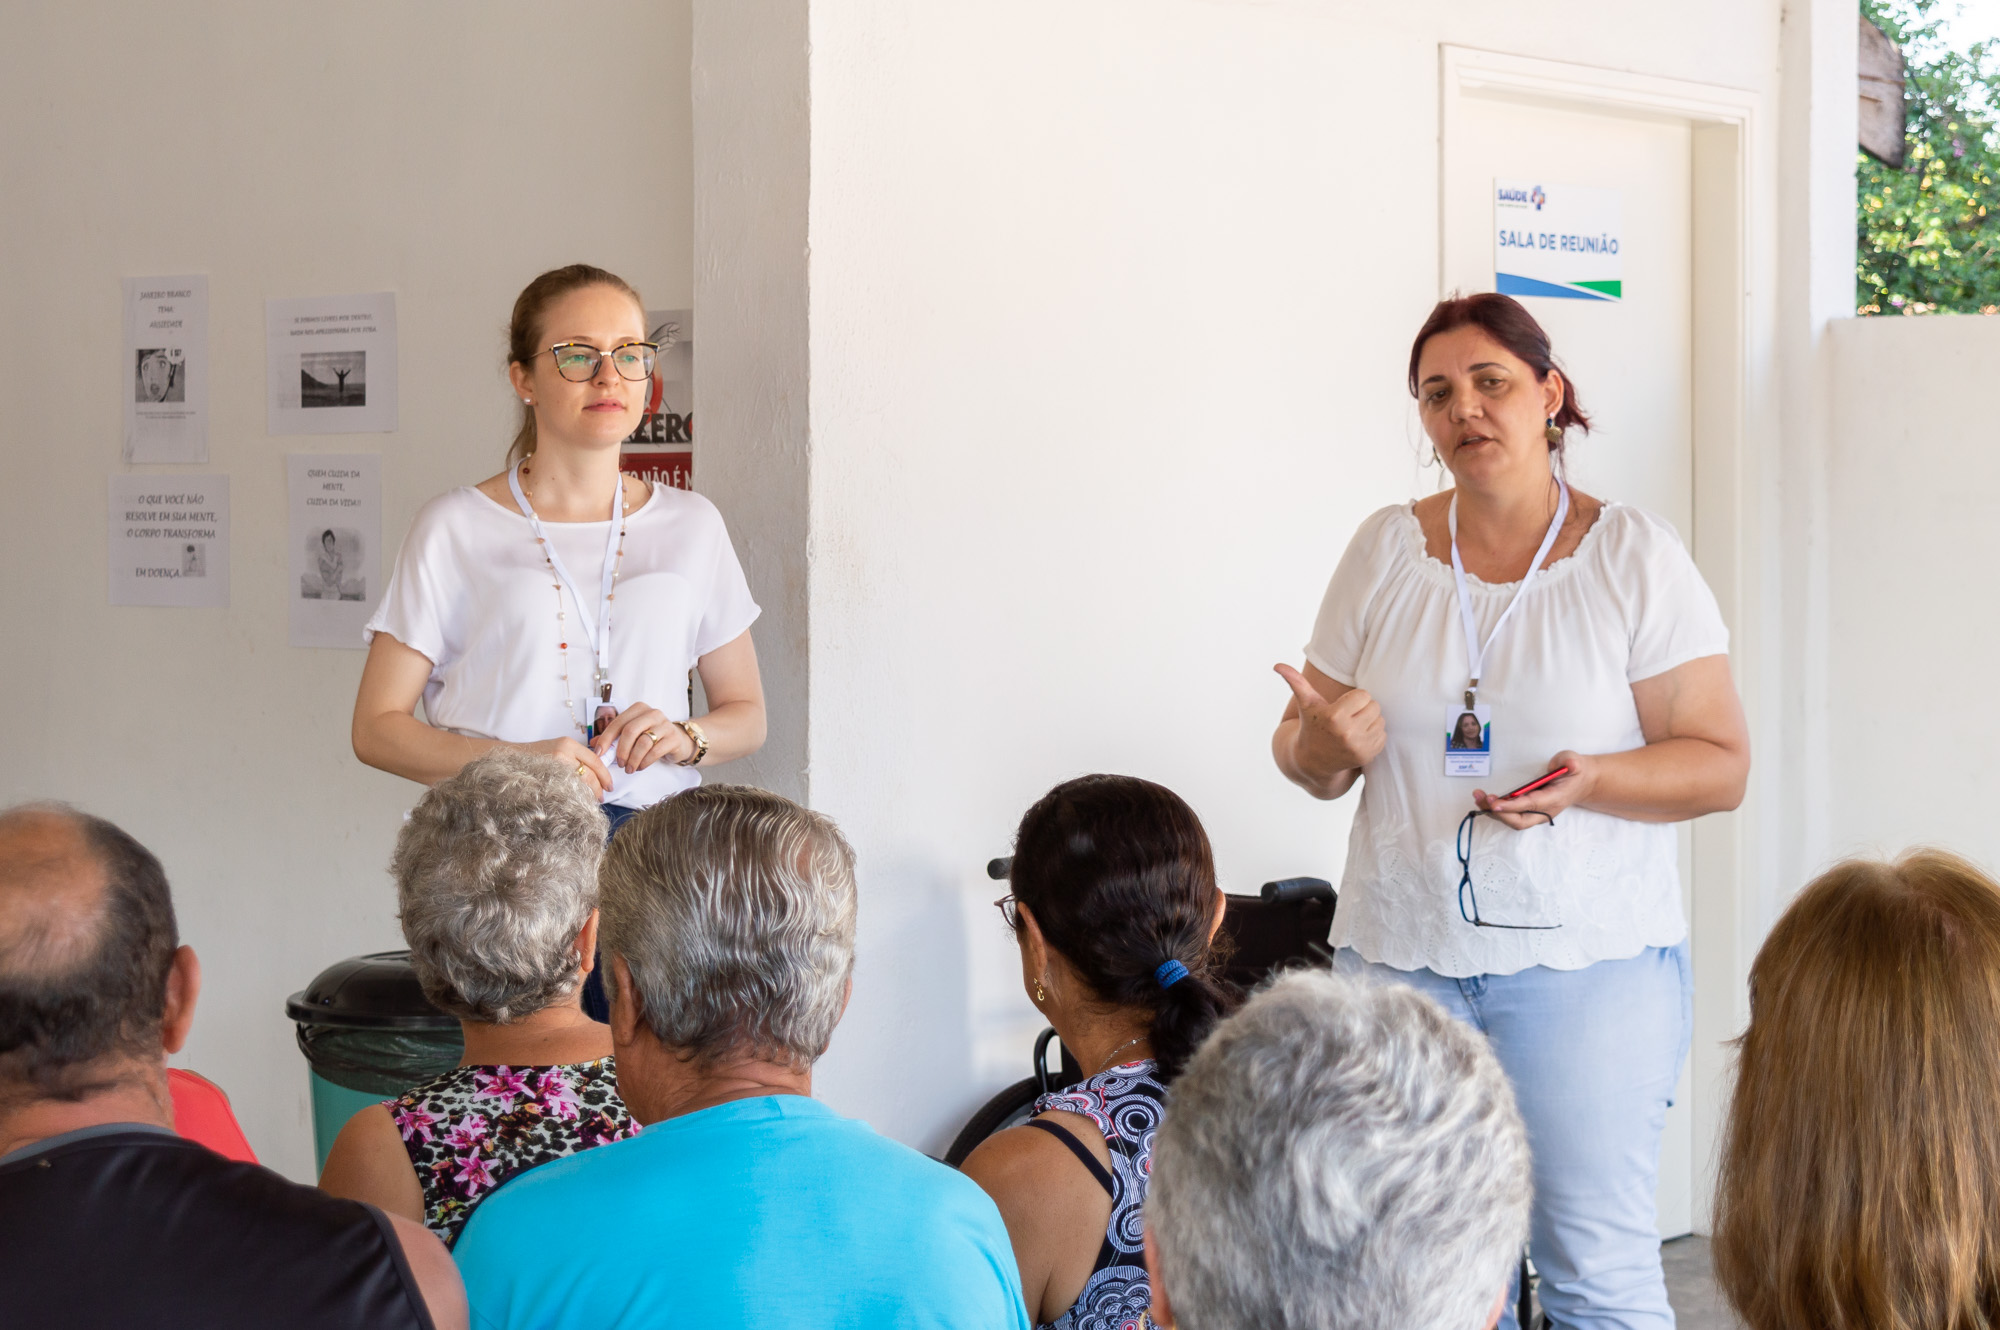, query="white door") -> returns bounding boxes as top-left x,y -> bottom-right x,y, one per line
1443,94 -> 1698,1240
